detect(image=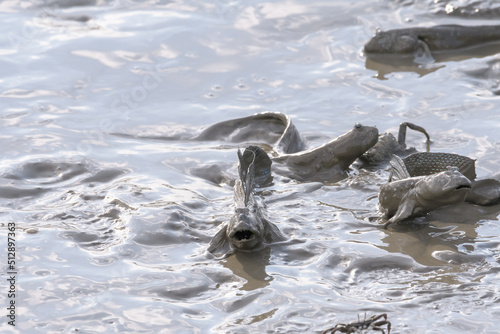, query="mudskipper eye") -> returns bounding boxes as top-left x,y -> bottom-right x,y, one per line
355,123 -> 362,129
